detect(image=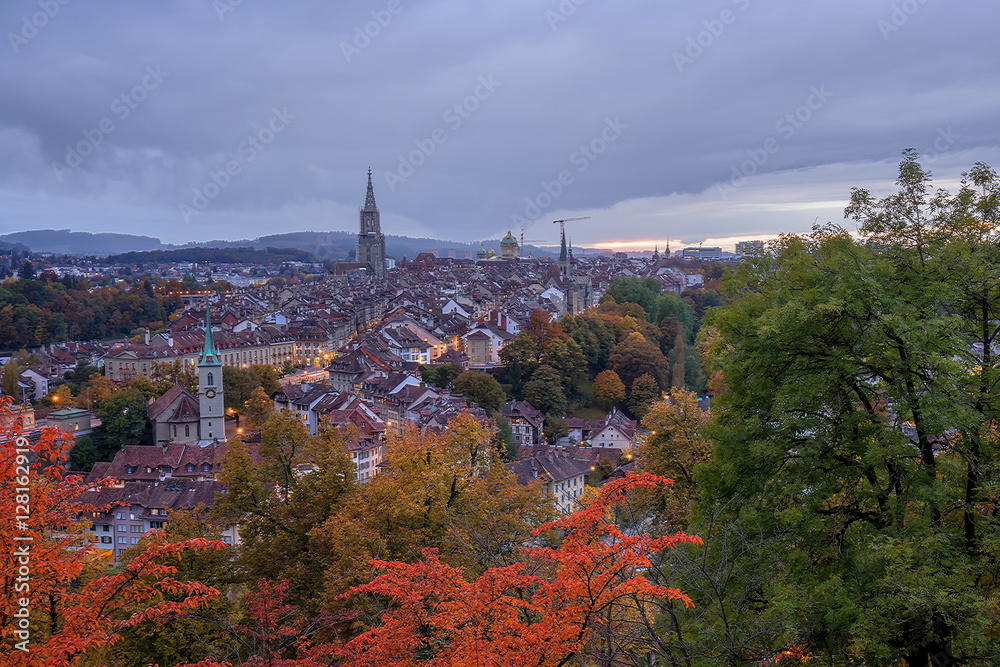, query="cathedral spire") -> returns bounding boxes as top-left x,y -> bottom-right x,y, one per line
363,166 -> 377,212
559,227 -> 568,262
